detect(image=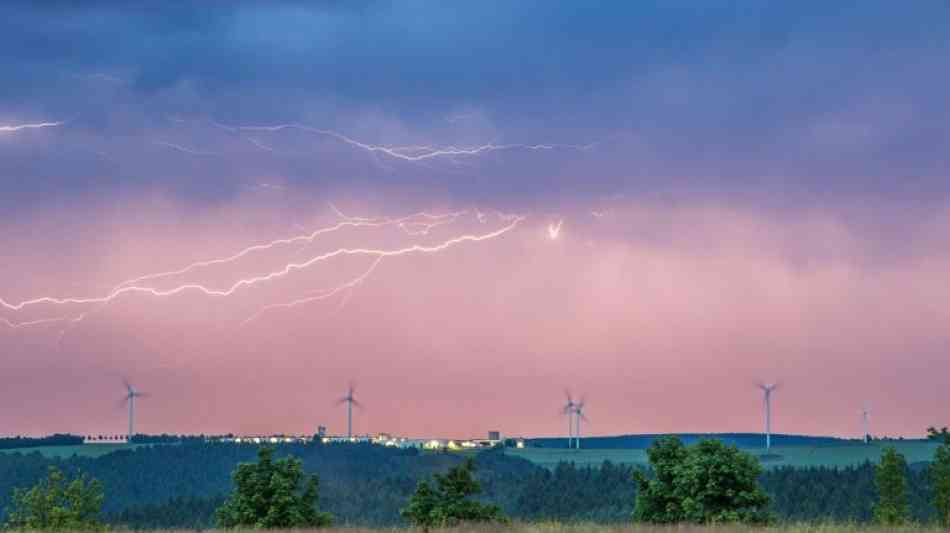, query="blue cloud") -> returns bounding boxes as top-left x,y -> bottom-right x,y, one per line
0,1 -> 948,208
